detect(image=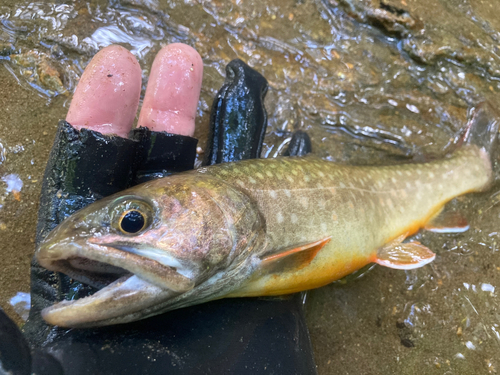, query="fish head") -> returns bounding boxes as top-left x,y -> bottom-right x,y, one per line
36,172 -> 263,327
